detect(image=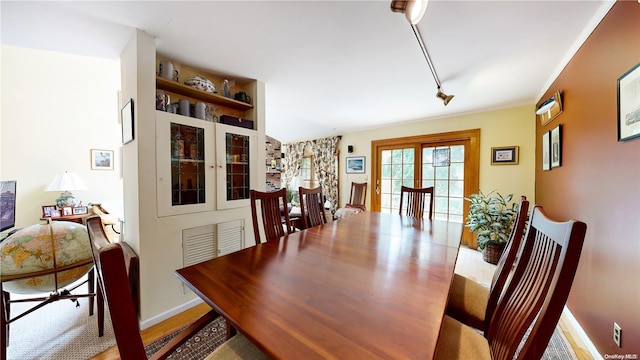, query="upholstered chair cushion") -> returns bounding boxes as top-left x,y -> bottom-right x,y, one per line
205,333 -> 269,360
446,273 -> 489,330
434,315 -> 491,360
